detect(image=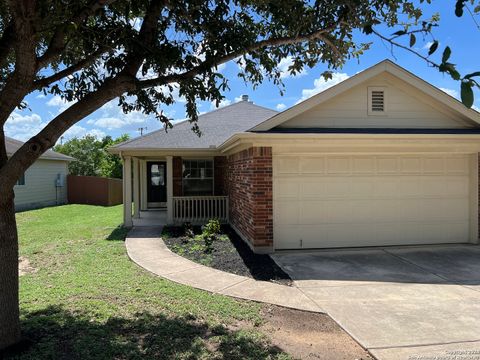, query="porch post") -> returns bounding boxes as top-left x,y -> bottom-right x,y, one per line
140,160 -> 147,211
133,157 -> 140,219
166,156 -> 173,224
123,155 -> 133,227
